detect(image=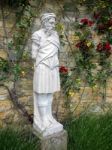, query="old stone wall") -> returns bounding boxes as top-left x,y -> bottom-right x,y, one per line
0,1 -> 112,127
